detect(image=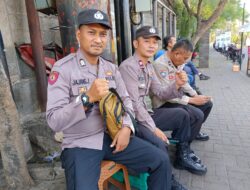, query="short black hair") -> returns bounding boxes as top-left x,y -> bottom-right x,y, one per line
172,39 -> 193,52
163,35 -> 175,50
